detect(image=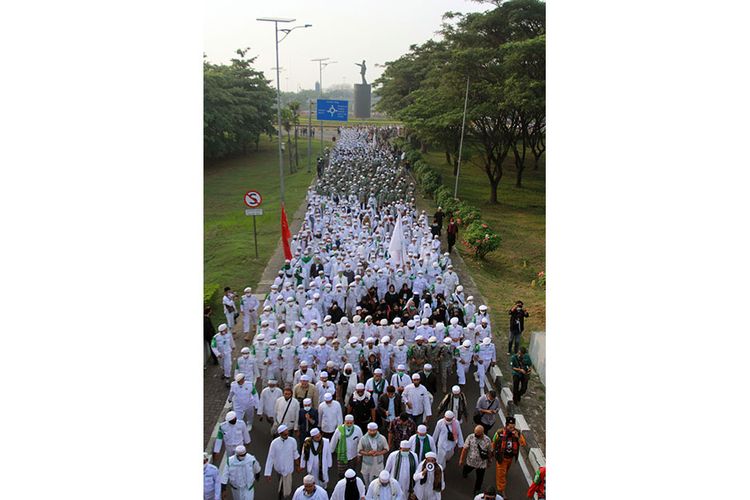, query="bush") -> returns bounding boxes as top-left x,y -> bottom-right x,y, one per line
204,283 -> 221,310
421,170 -> 441,196
462,220 -> 501,259
406,150 -> 423,164
454,201 -> 481,226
